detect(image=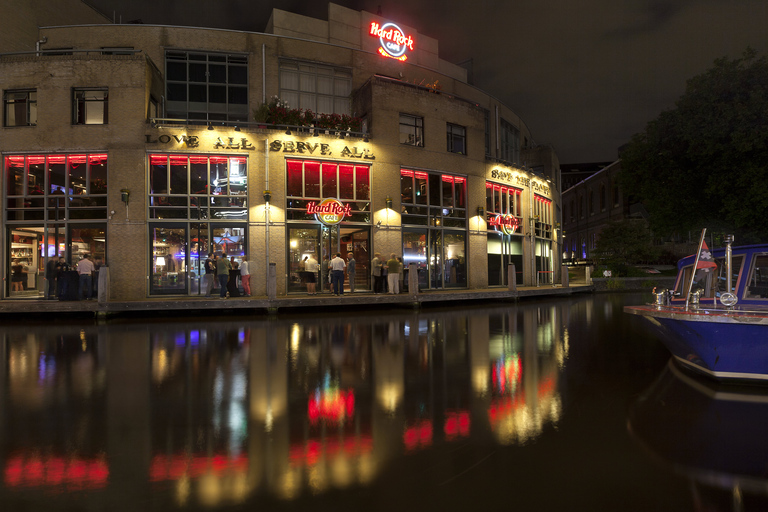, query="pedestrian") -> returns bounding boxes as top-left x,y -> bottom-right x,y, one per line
371,252 -> 384,294
305,253 -> 319,295
45,255 -> 58,300
203,253 -> 216,296
230,256 -> 239,270
11,259 -> 24,293
217,252 -> 231,298
397,256 -> 405,293
387,253 -> 400,294
347,254 -> 356,292
77,253 -> 95,300
240,255 -> 251,296
330,252 -> 346,295
92,256 -> 103,298
55,256 -> 68,299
